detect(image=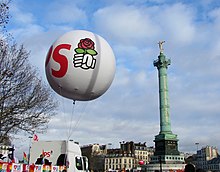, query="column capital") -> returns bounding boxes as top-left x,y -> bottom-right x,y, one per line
153,53 -> 171,69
